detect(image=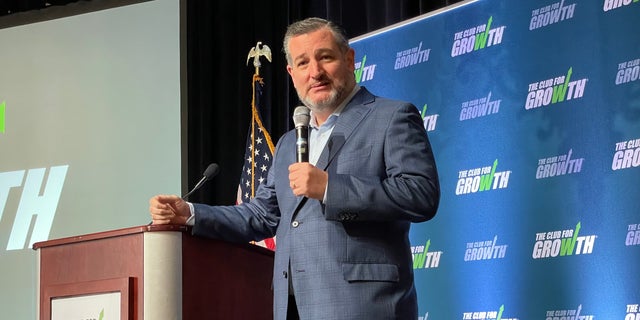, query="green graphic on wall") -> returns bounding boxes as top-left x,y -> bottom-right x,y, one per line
0,101 -> 5,133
